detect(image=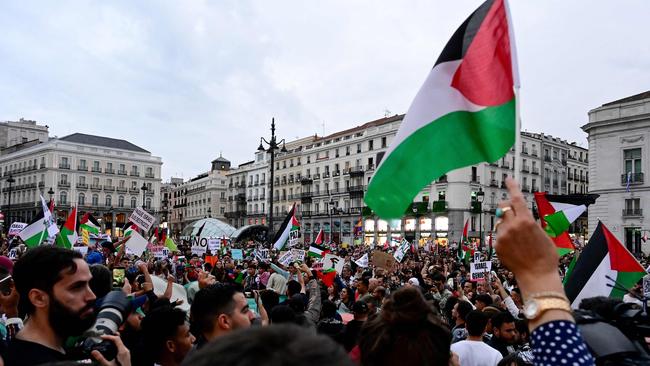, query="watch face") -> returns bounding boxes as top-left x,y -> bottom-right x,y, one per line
524,300 -> 539,319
